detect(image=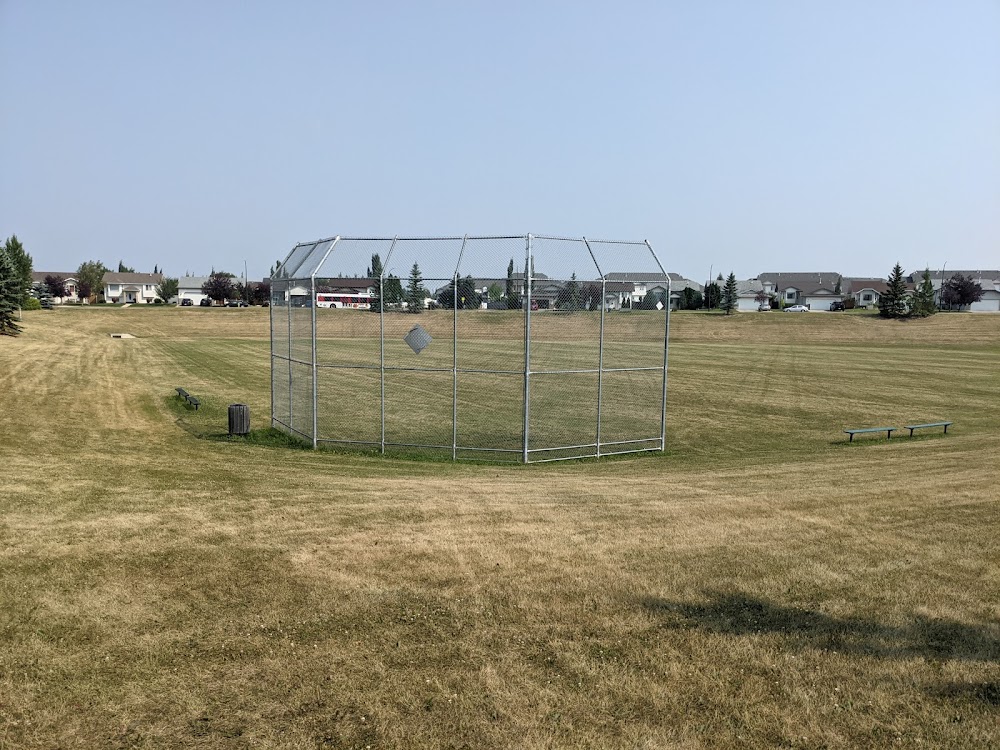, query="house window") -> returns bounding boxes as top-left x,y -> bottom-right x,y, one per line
863,294 -> 872,302
786,291 -> 796,300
